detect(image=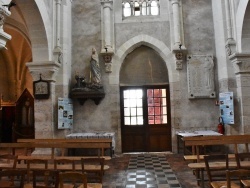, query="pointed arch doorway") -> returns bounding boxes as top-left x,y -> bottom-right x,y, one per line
120,46 -> 172,153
